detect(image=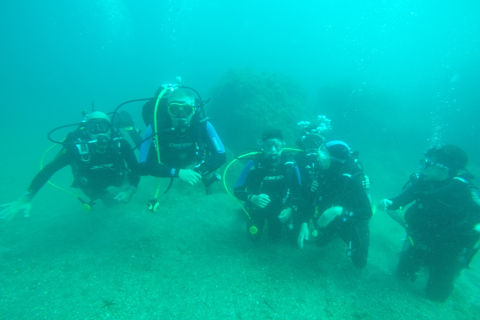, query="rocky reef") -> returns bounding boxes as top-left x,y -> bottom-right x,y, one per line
208,69 -> 311,153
